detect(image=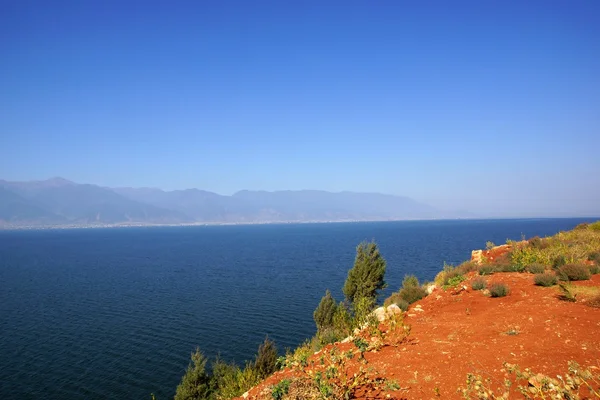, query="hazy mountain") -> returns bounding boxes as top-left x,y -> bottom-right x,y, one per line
0,186 -> 65,224
114,187 -> 453,223
0,179 -> 191,226
0,178 -> 470,228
